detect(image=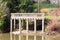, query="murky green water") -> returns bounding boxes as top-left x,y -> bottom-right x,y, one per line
0,33 -> 42,40
0,33 -> 10,40
0,33 -> 60,40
